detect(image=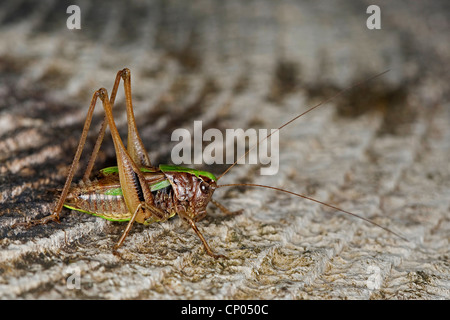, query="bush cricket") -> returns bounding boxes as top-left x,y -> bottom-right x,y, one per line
14,68 -> 408,259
